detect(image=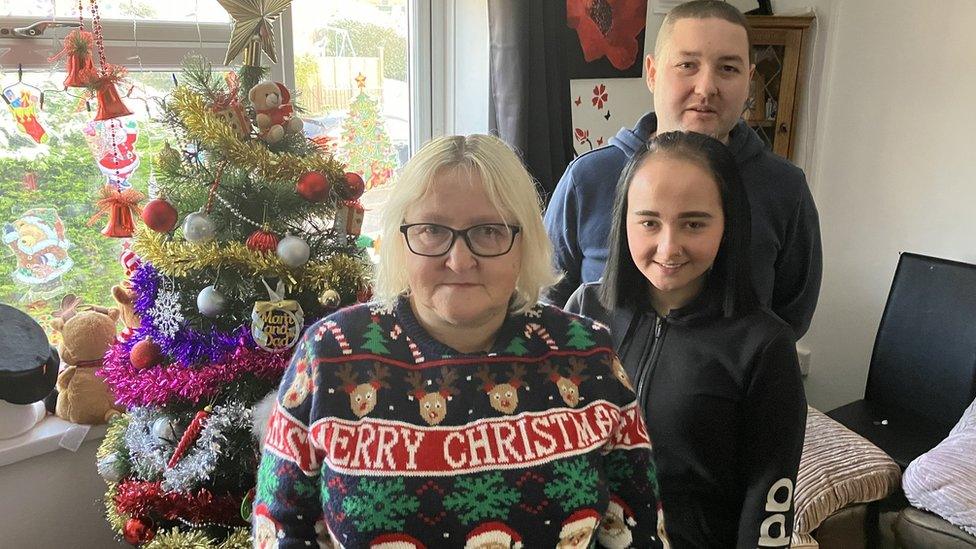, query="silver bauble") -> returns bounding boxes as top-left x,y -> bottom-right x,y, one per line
197,285 -> 227,317
277,234 -> 310,267
151,416 -> 177,444
96,453 -> 122,483
182,210 -> 216,243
